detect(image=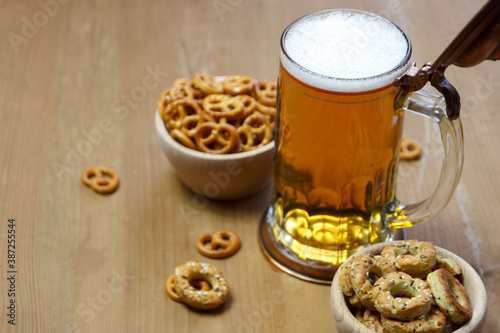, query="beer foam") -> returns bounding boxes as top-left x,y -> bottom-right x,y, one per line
281,10 -> 410,92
